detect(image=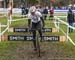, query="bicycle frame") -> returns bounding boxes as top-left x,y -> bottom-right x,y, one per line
29,28 -> 41,57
